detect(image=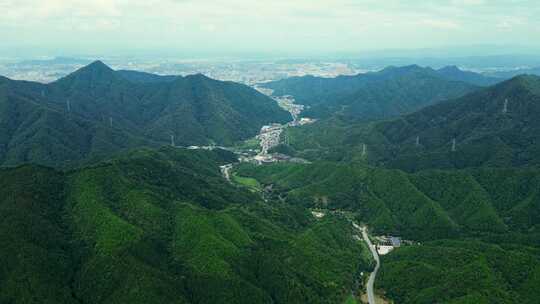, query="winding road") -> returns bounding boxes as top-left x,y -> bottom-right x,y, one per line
354,224 -> 380,304
220,164 -> 233,182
